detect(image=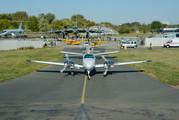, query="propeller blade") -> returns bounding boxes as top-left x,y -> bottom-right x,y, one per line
60,66 -> 67,73
102,56 -> 108,61
65,54 -> 69,61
